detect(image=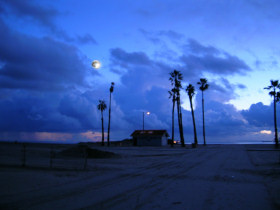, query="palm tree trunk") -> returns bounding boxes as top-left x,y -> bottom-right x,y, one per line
190,96 -> 198,145
274,95 -> 279,147
202,91 -> 206,145
179,102 -> 184,145
177,96 -> 185,147
101,111 -> 104,146
107,92 -> 112,147
176,98 -> 181,141
171,97 -> 175,147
